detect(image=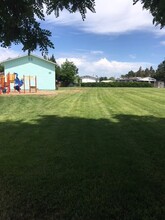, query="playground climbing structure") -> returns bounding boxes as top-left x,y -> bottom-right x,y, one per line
0,73 -> 15,94
0,73 -> 37,94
